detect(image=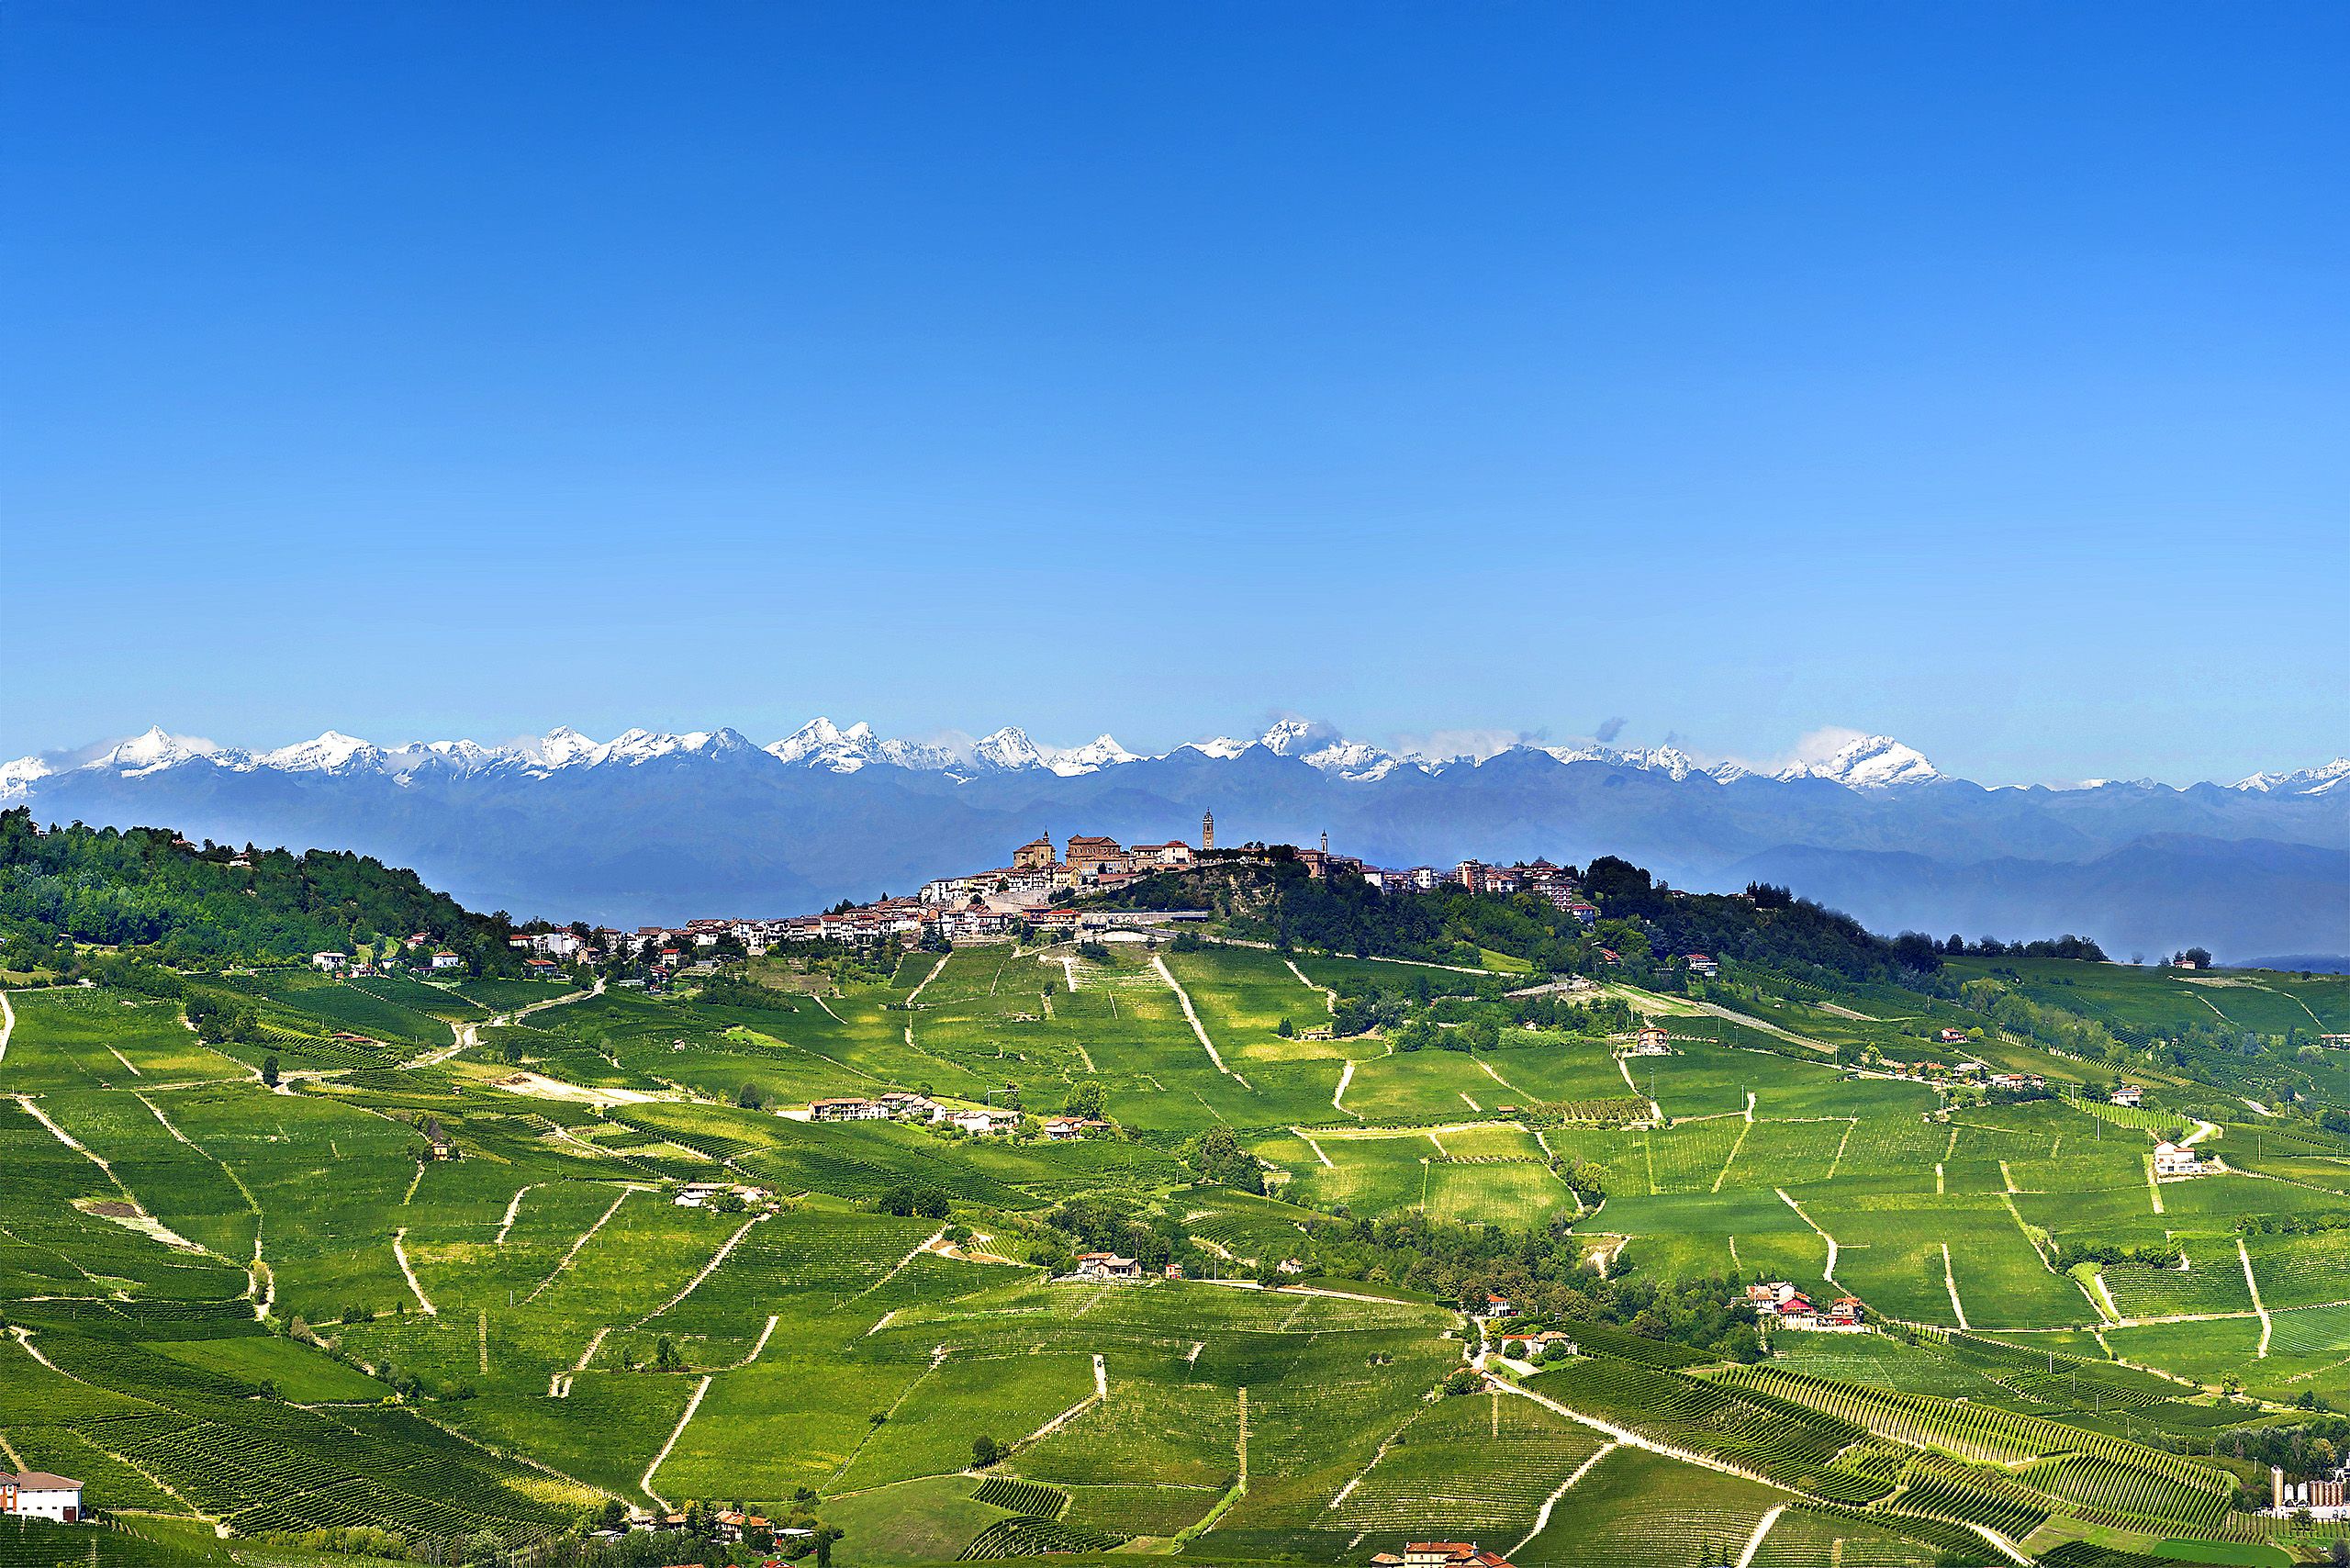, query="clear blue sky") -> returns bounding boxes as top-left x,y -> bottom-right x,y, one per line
5,3 -> 2344,783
